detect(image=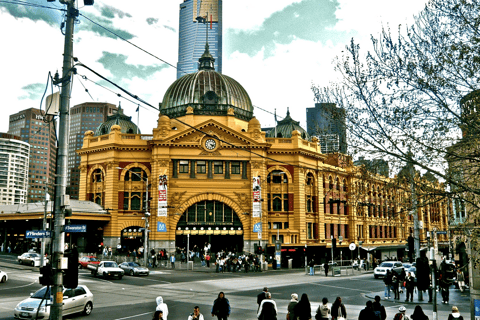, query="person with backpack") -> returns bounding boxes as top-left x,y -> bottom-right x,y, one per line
393,306 -> 411,320
384,270 -> 392,299
391,270 -> 400,300
372,295 -> 386,320
358,301 -> 375,320
315,297 -> 330,320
